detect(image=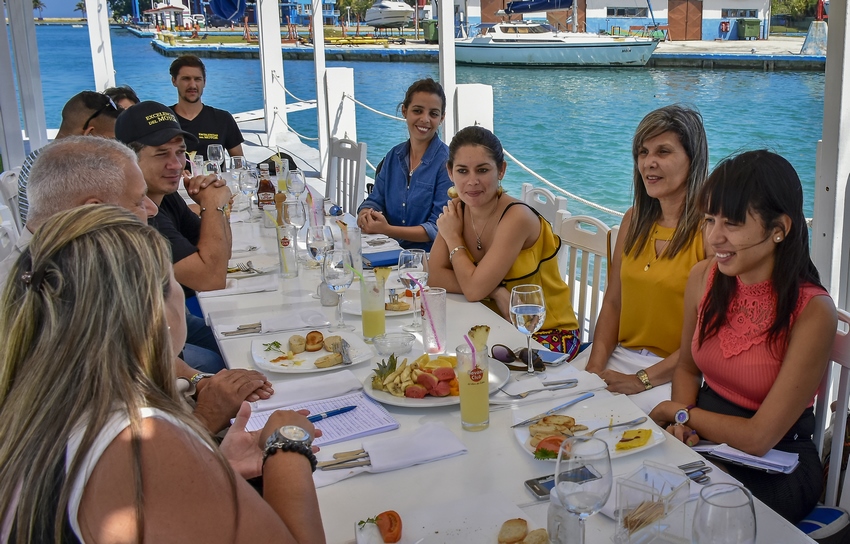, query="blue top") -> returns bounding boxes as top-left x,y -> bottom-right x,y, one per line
358,135 -> 452,251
